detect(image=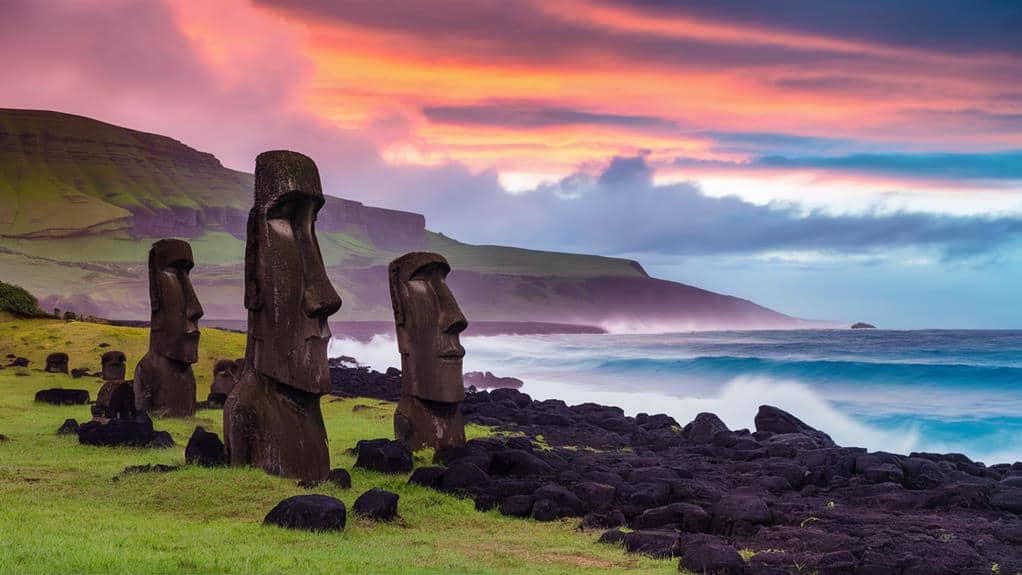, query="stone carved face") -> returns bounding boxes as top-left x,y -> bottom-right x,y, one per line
389,252 -> 468,403
244,151 -> 342,394
46,353 -> 68,373
101,351 -> 127,381
148,239 -> 204,364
